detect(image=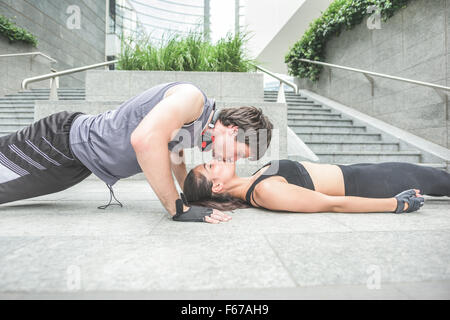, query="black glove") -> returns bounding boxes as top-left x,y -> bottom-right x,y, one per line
394,189 -> 424,213
172,194 -> 213,222
180,192 -> 189,206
